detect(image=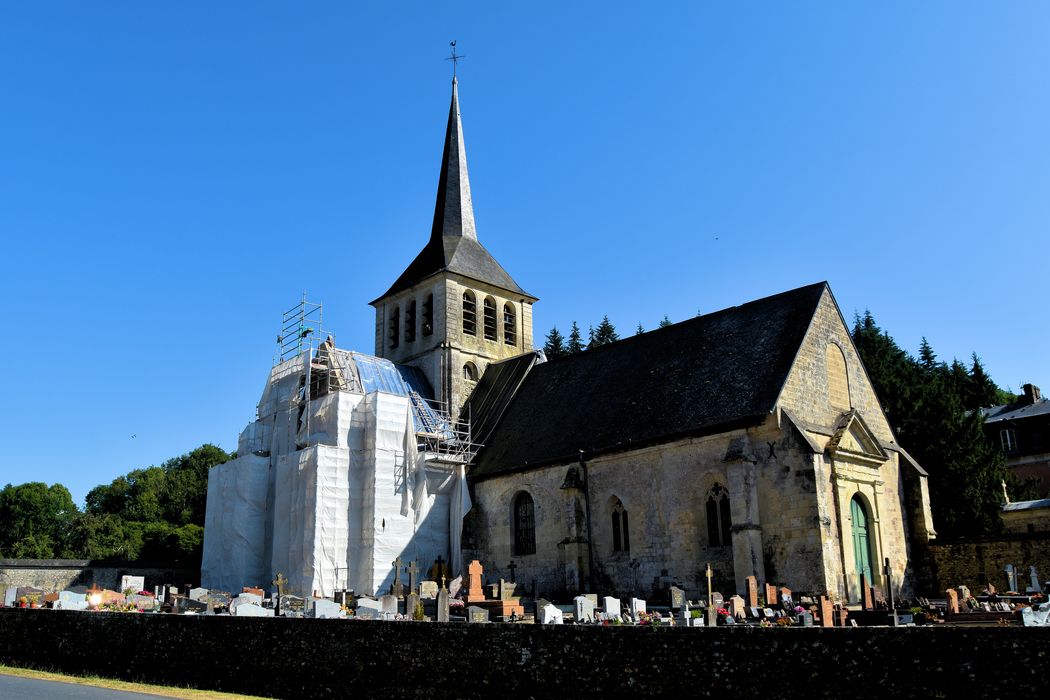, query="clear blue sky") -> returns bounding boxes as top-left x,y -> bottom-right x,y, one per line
1,2 -> 1047,507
